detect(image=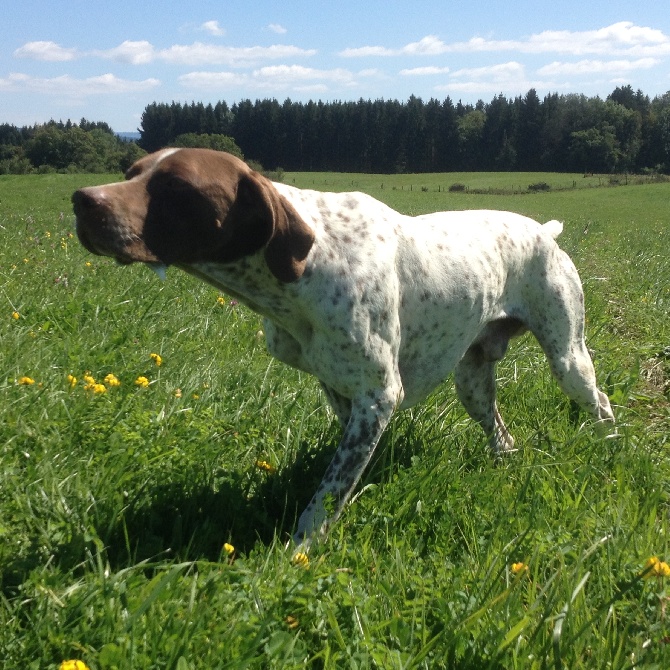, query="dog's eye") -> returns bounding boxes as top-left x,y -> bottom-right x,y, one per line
148,173 -> 191,196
